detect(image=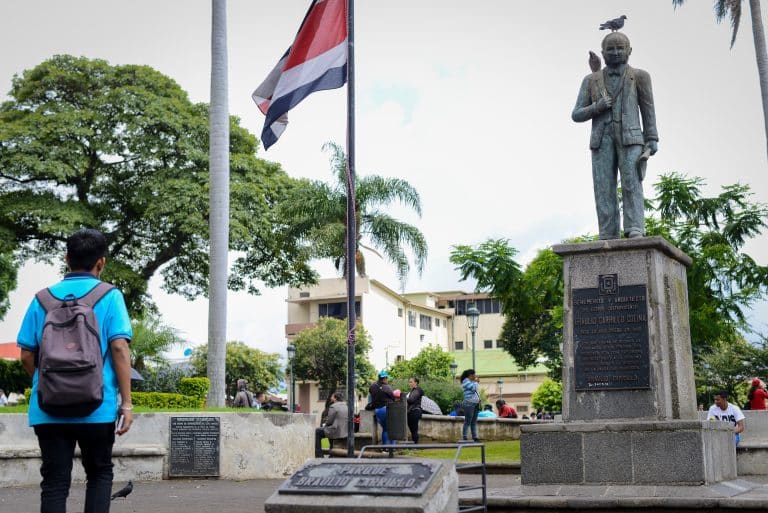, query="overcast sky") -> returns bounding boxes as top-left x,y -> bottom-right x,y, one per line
0,1 -> 766,357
